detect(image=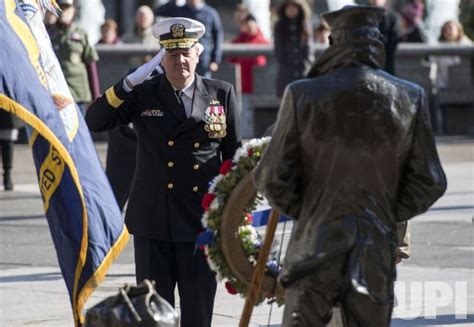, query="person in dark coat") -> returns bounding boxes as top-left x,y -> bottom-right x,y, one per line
156,0 -> 223,78
105,124 -> 136,211
369,0 -> 403,75
274,0 -> 313,97
254,6 -> 446,326
400,0 -> 428,43
86,18 -> 240,327
0,110 -> 23,191
155,0 -> 183,18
